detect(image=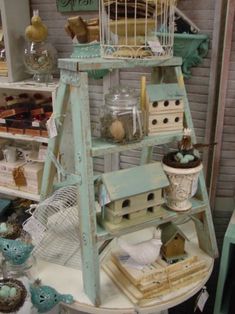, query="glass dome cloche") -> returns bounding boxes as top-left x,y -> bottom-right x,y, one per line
24,10 -> 57,83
